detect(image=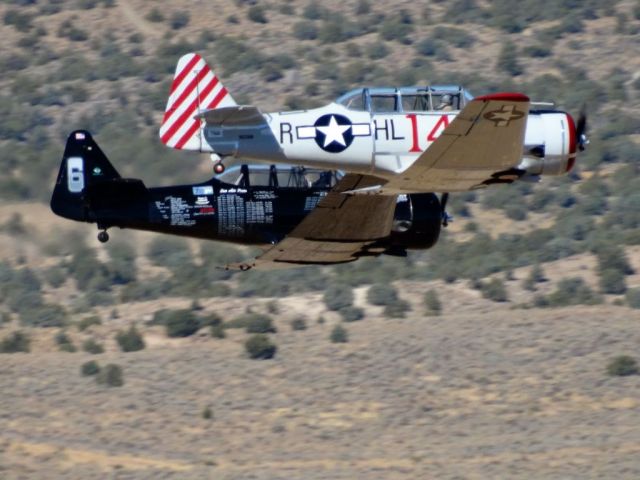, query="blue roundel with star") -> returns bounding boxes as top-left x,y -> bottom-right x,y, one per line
313,114 -> 354,153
